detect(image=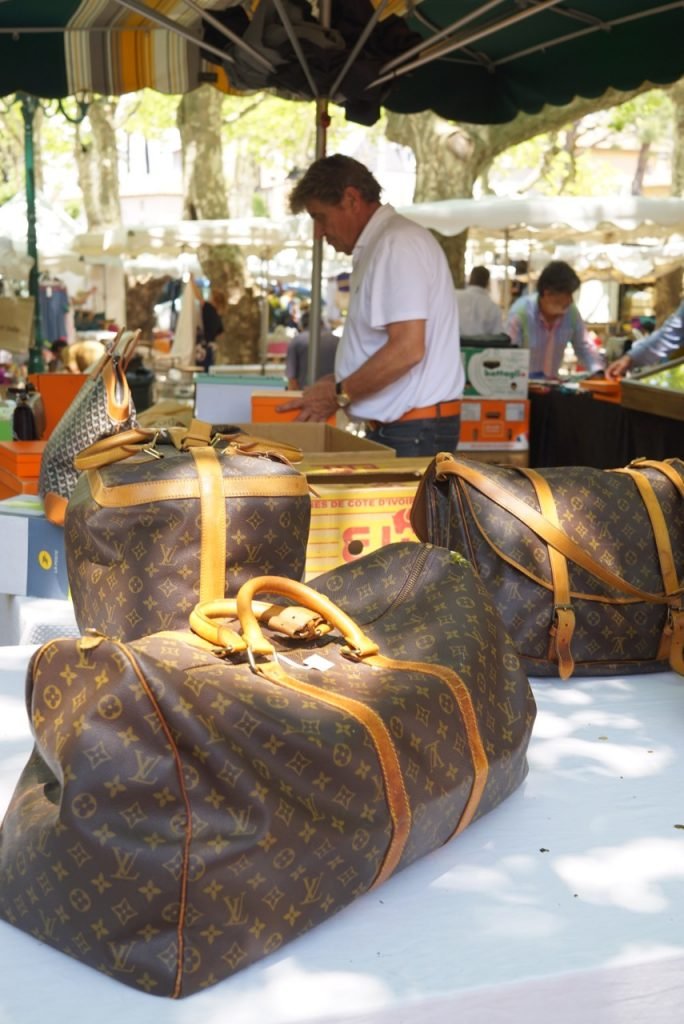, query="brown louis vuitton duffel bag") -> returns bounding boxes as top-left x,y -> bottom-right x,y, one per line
0,543 -> 535,997
65,421 -> 311,641
411,454 -> 684,678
